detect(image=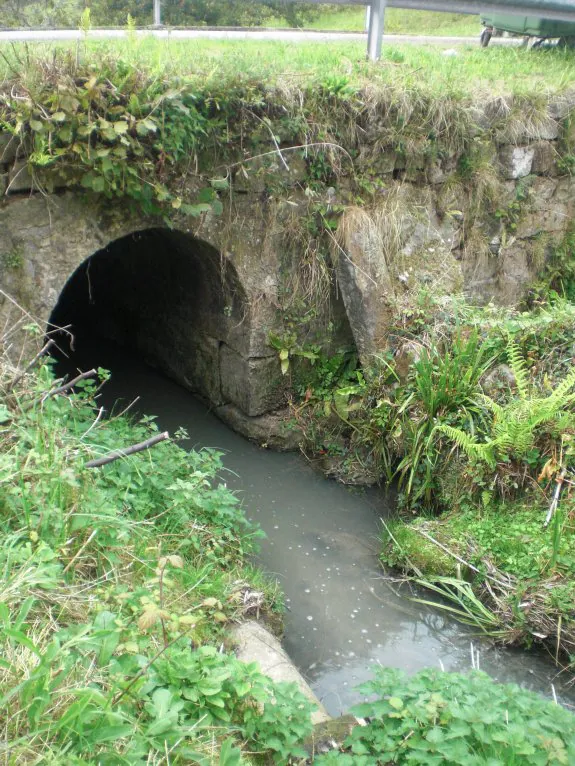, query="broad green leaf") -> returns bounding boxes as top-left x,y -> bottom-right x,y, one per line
91,175 -> 106,193
211,199 -> 224,216
219,738 -> 242,766
87,724 -> 134,744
